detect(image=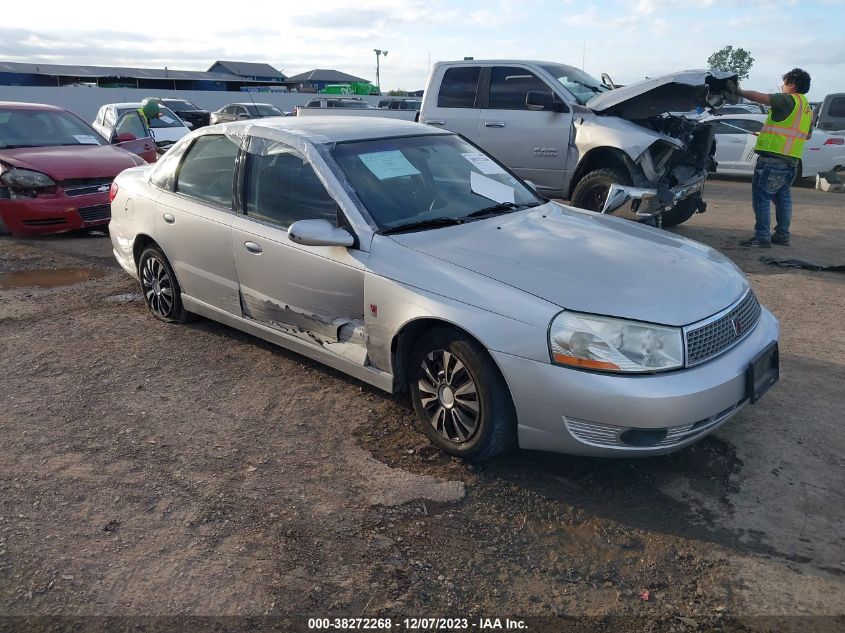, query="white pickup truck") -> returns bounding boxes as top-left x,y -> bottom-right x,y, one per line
417,60 -> 738,226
